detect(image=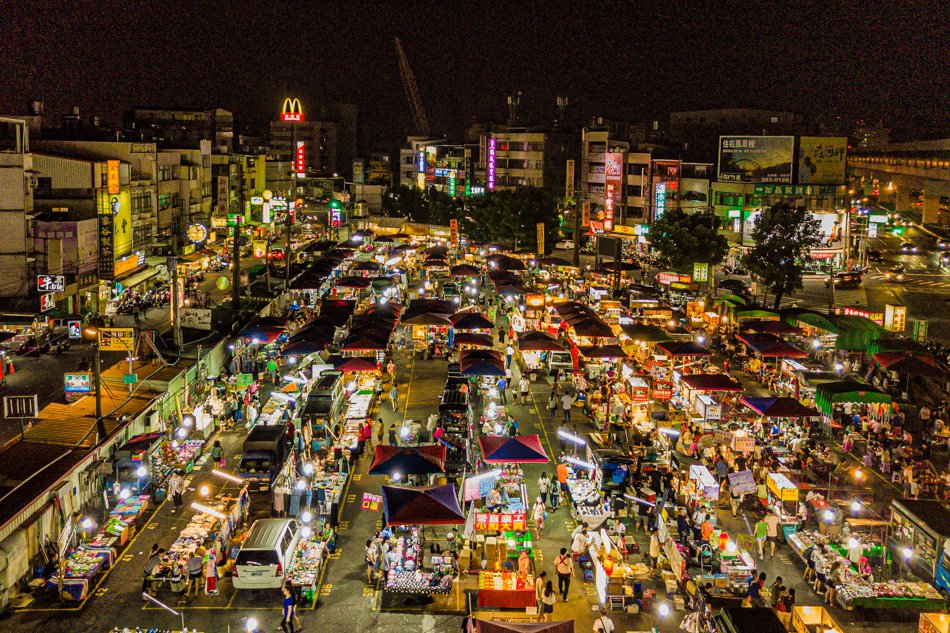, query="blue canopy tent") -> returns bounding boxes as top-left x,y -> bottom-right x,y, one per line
382,484 -> 465,526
